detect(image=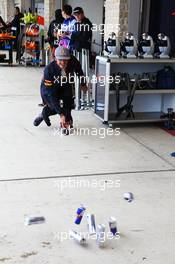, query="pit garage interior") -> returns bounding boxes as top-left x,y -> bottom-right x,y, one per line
0,1 -> 175,264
